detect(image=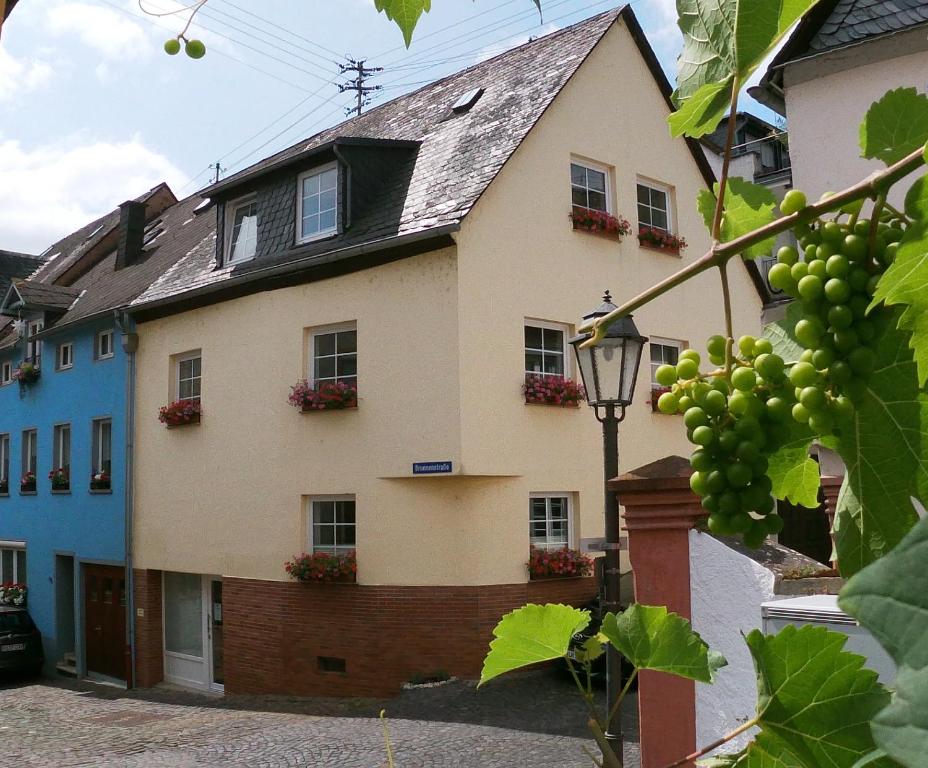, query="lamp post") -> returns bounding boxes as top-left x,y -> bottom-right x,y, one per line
570,291 -> 647,761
